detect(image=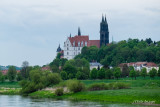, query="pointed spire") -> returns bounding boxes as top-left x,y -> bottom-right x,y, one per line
78,27 -> 81,36
102,14 -> 104,22
70,33 -> 71,37
105,14 -> 107,22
